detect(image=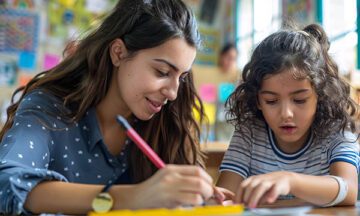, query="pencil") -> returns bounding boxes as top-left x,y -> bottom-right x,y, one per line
116,115 -> 166,169
116,115 -> 224,204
